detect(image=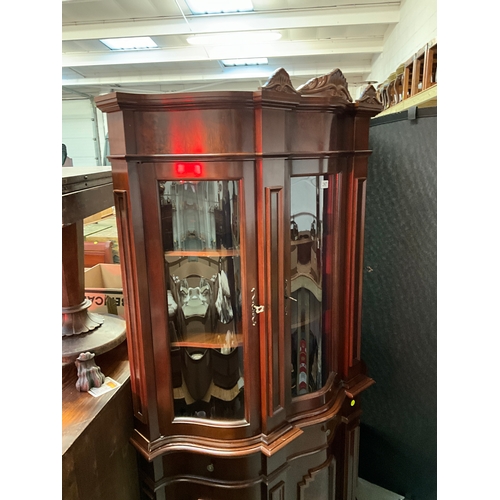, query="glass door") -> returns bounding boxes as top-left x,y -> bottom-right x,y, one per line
159,179 -> 244,421
289,175 -> 331,398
